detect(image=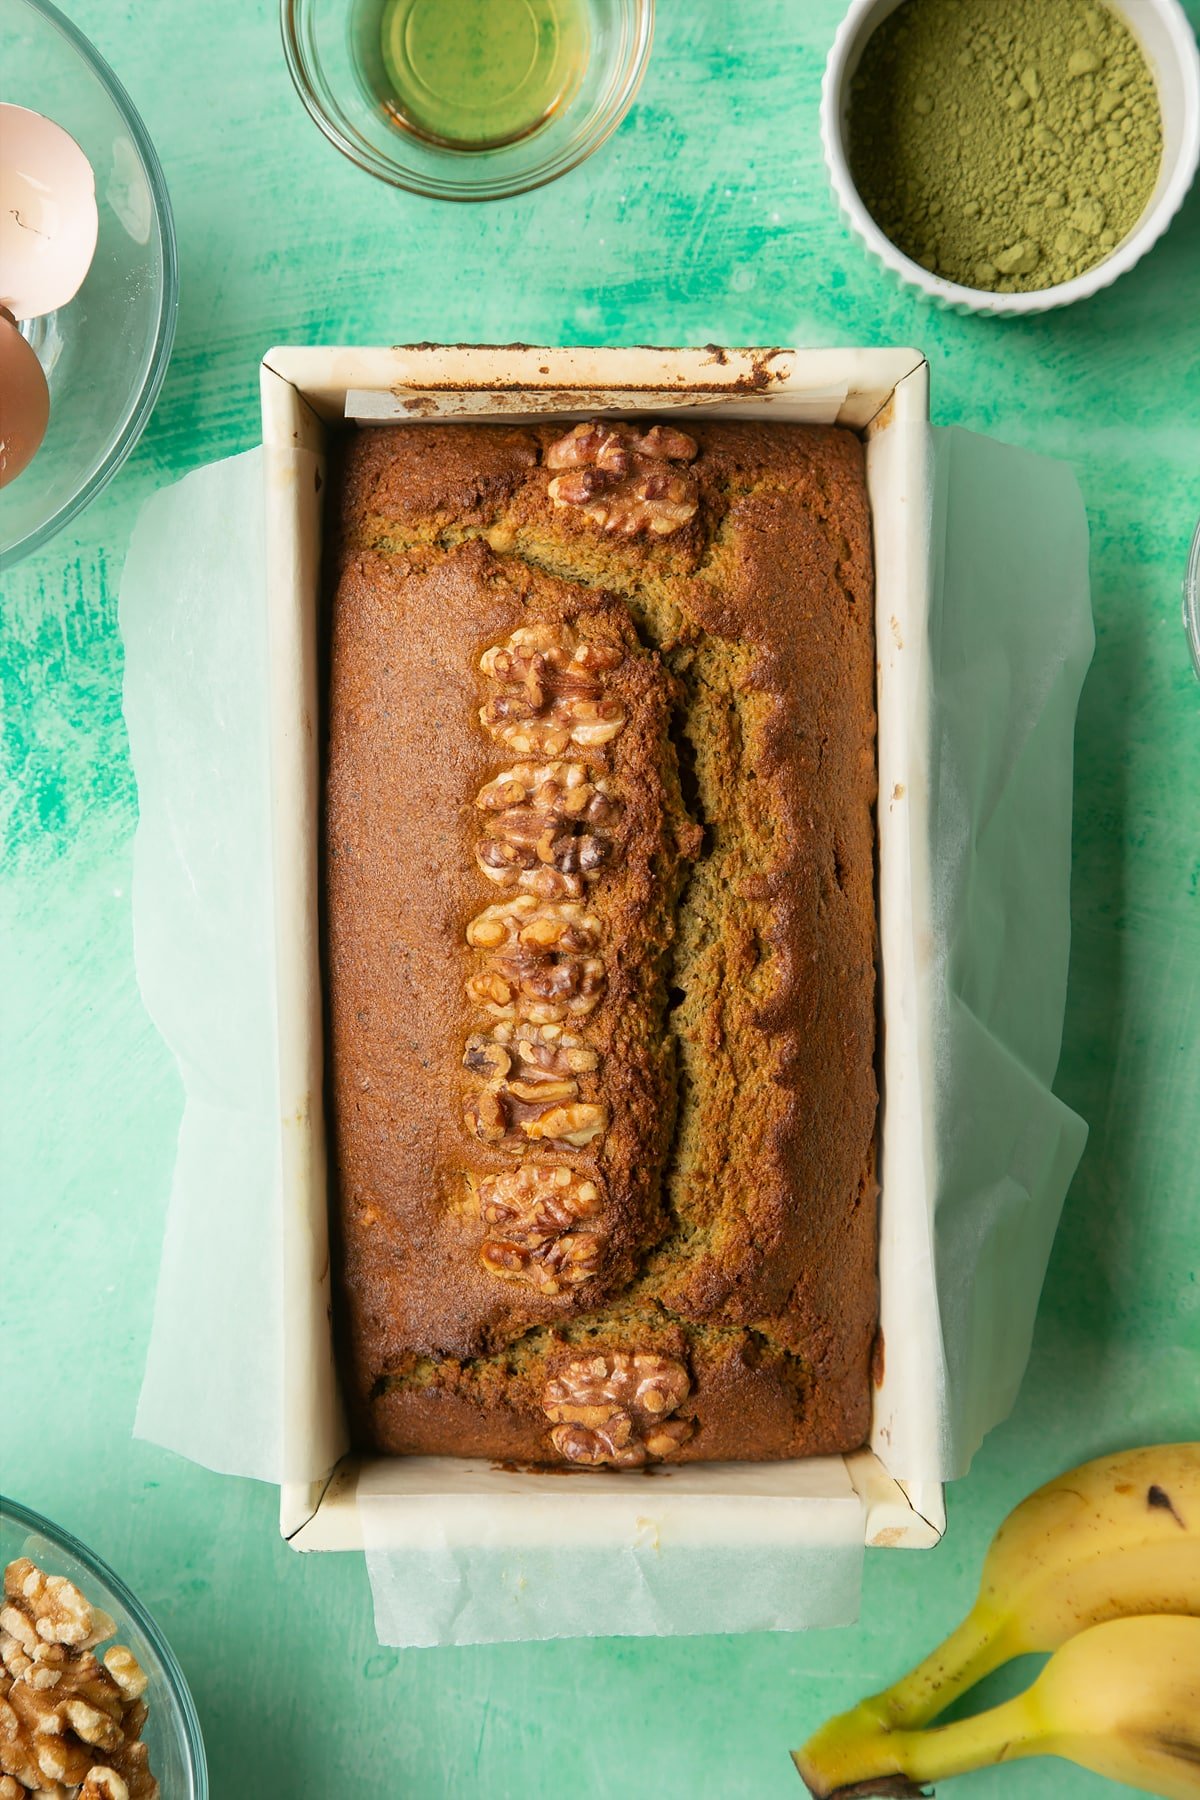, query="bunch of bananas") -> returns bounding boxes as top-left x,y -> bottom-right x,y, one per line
793,1443 -> 1200,1799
